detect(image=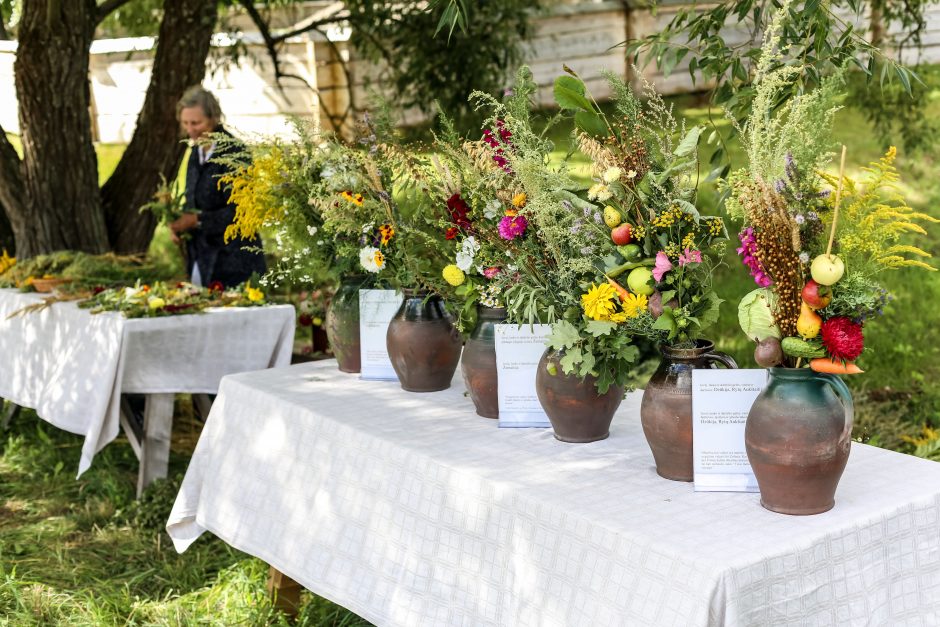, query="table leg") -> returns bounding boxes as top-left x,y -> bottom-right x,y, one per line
267,565 -> 303,618
137,393 -> 175,498
1,399 -> 21,430
192,393 -> 213,421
